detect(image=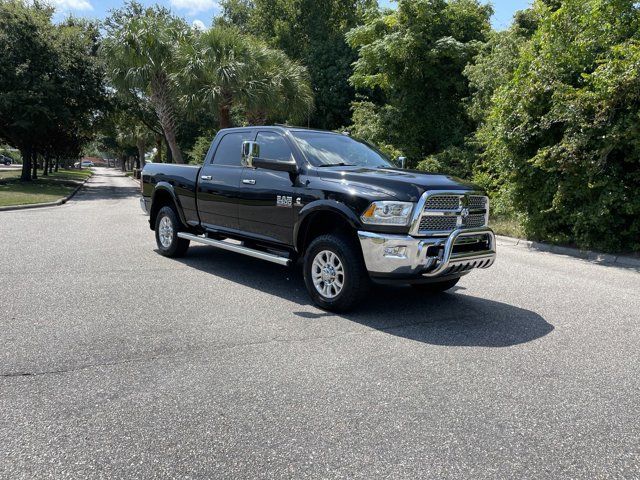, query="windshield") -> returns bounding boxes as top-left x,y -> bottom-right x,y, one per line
291,131 -> 393,168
